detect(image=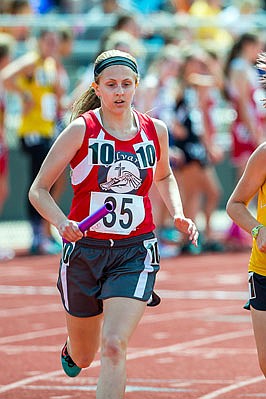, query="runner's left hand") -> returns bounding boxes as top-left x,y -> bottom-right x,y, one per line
174,217 -> 199,246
